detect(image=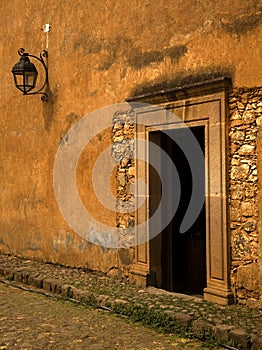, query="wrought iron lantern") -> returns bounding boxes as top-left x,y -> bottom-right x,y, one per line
11,48 -> 48,101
